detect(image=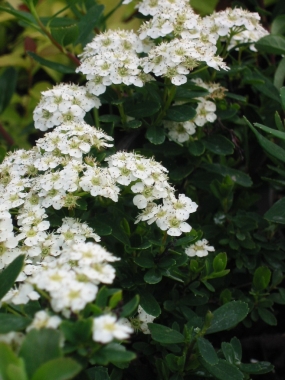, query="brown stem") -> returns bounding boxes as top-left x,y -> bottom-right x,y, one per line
0,123 -> 14,146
